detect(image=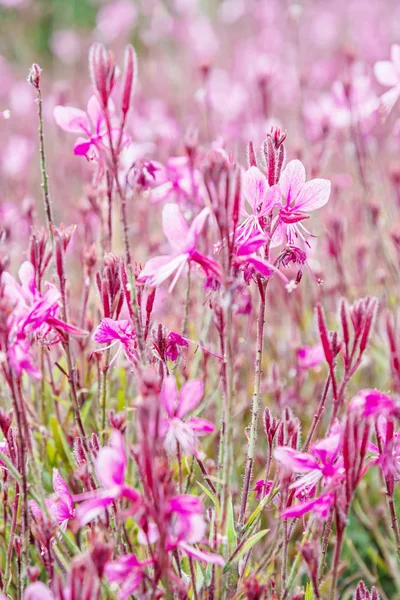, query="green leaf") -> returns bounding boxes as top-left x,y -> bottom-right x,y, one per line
226,495 -> 237,552
197,481 -> 220,513
305,582 -> 315,600
223,529 -> 269,573
50,416 -> 75,470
